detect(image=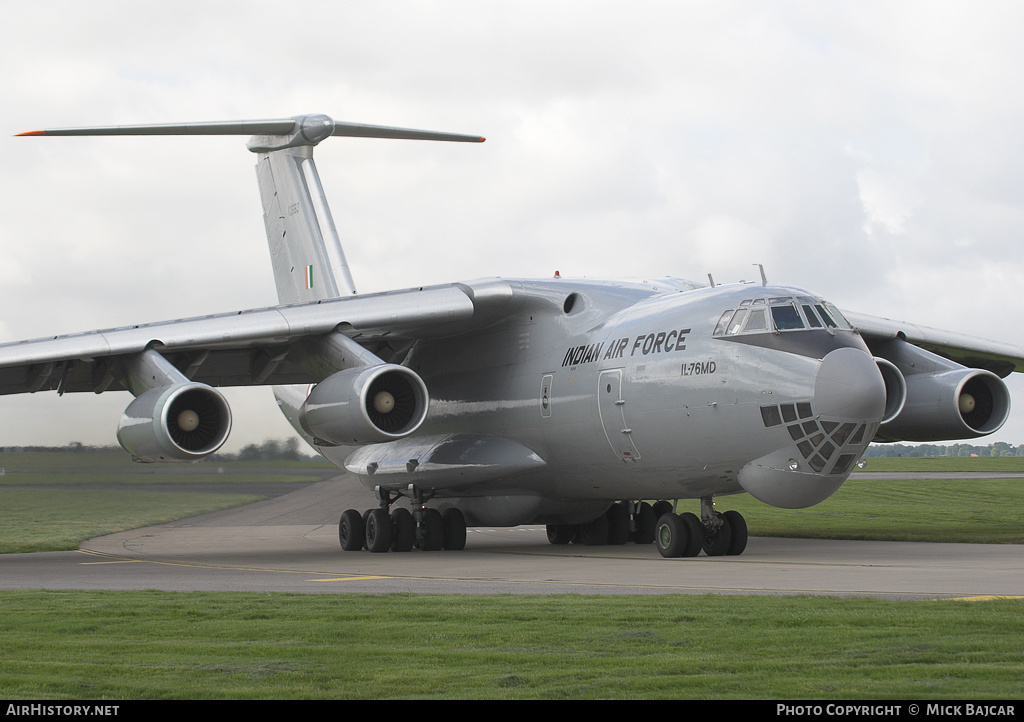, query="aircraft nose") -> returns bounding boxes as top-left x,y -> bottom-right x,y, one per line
814,347 -> 886,421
